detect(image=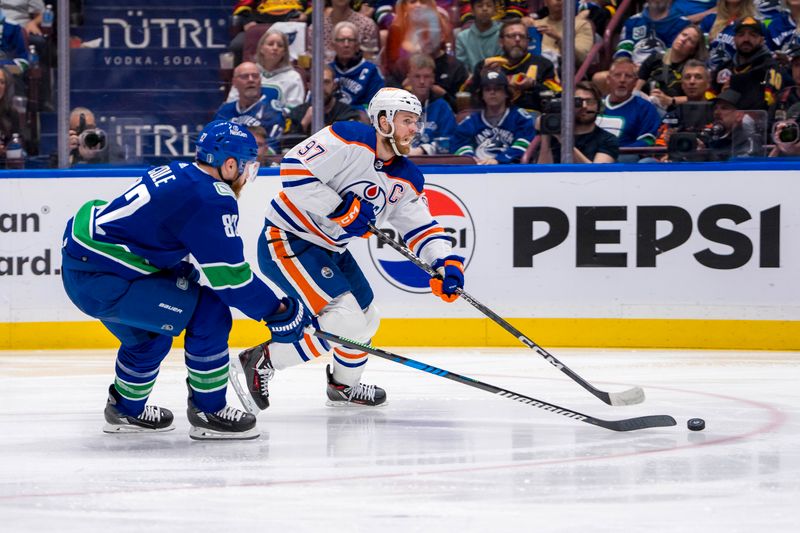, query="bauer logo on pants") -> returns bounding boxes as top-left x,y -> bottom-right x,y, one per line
368,184 -> 475,293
